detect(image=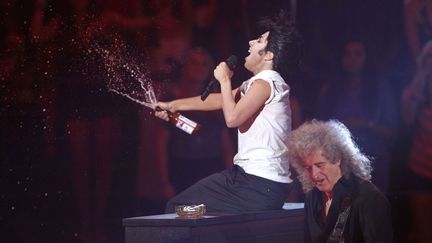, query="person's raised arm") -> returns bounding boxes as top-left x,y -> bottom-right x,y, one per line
214,62 -> 270,128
